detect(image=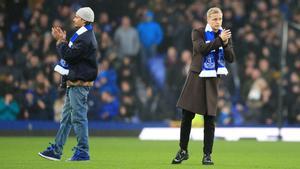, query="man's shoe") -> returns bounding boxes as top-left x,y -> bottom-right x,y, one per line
38,143 -> 61,161
202,154 -> 214,165
171,149 -> 189,164
67,147 -> 90,161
